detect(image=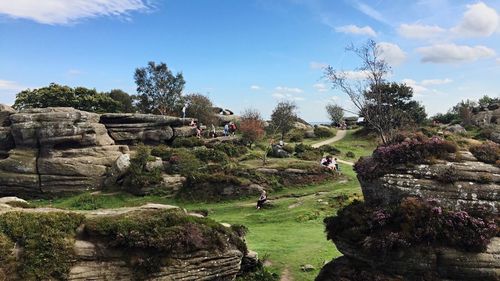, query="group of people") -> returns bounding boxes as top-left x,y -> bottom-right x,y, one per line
223,122 -> 237,136
321,155 -> 339,171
